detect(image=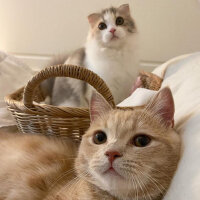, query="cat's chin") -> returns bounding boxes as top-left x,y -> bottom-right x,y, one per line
102,39 -> 125,49
89,166 -> 145,199
91,169 -> 132,194
94,174 -> 135,200
109,35 -> 120,42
